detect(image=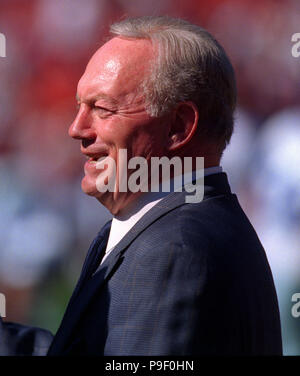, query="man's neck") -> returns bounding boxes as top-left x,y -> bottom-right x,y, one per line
115,165 -> 222,220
